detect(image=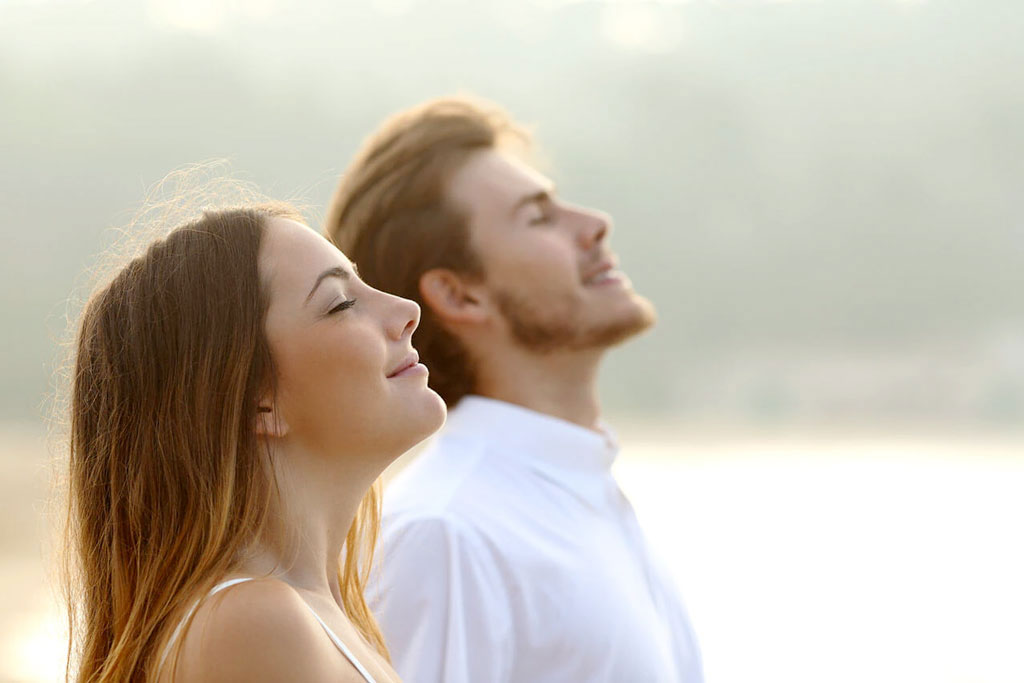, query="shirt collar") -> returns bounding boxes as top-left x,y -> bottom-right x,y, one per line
441,395 -> 620,477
